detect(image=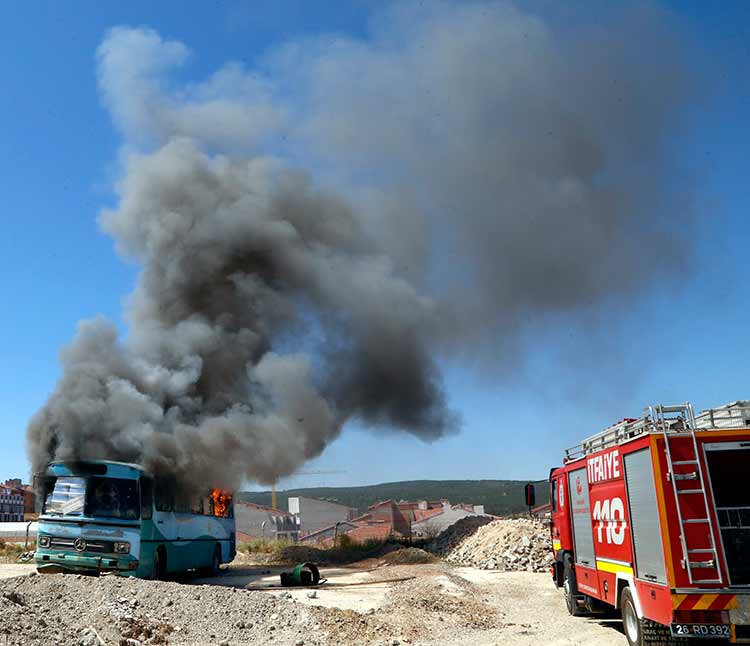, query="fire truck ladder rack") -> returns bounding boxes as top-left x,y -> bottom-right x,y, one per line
652,404 -> 723,585
564,401 -> 750,461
